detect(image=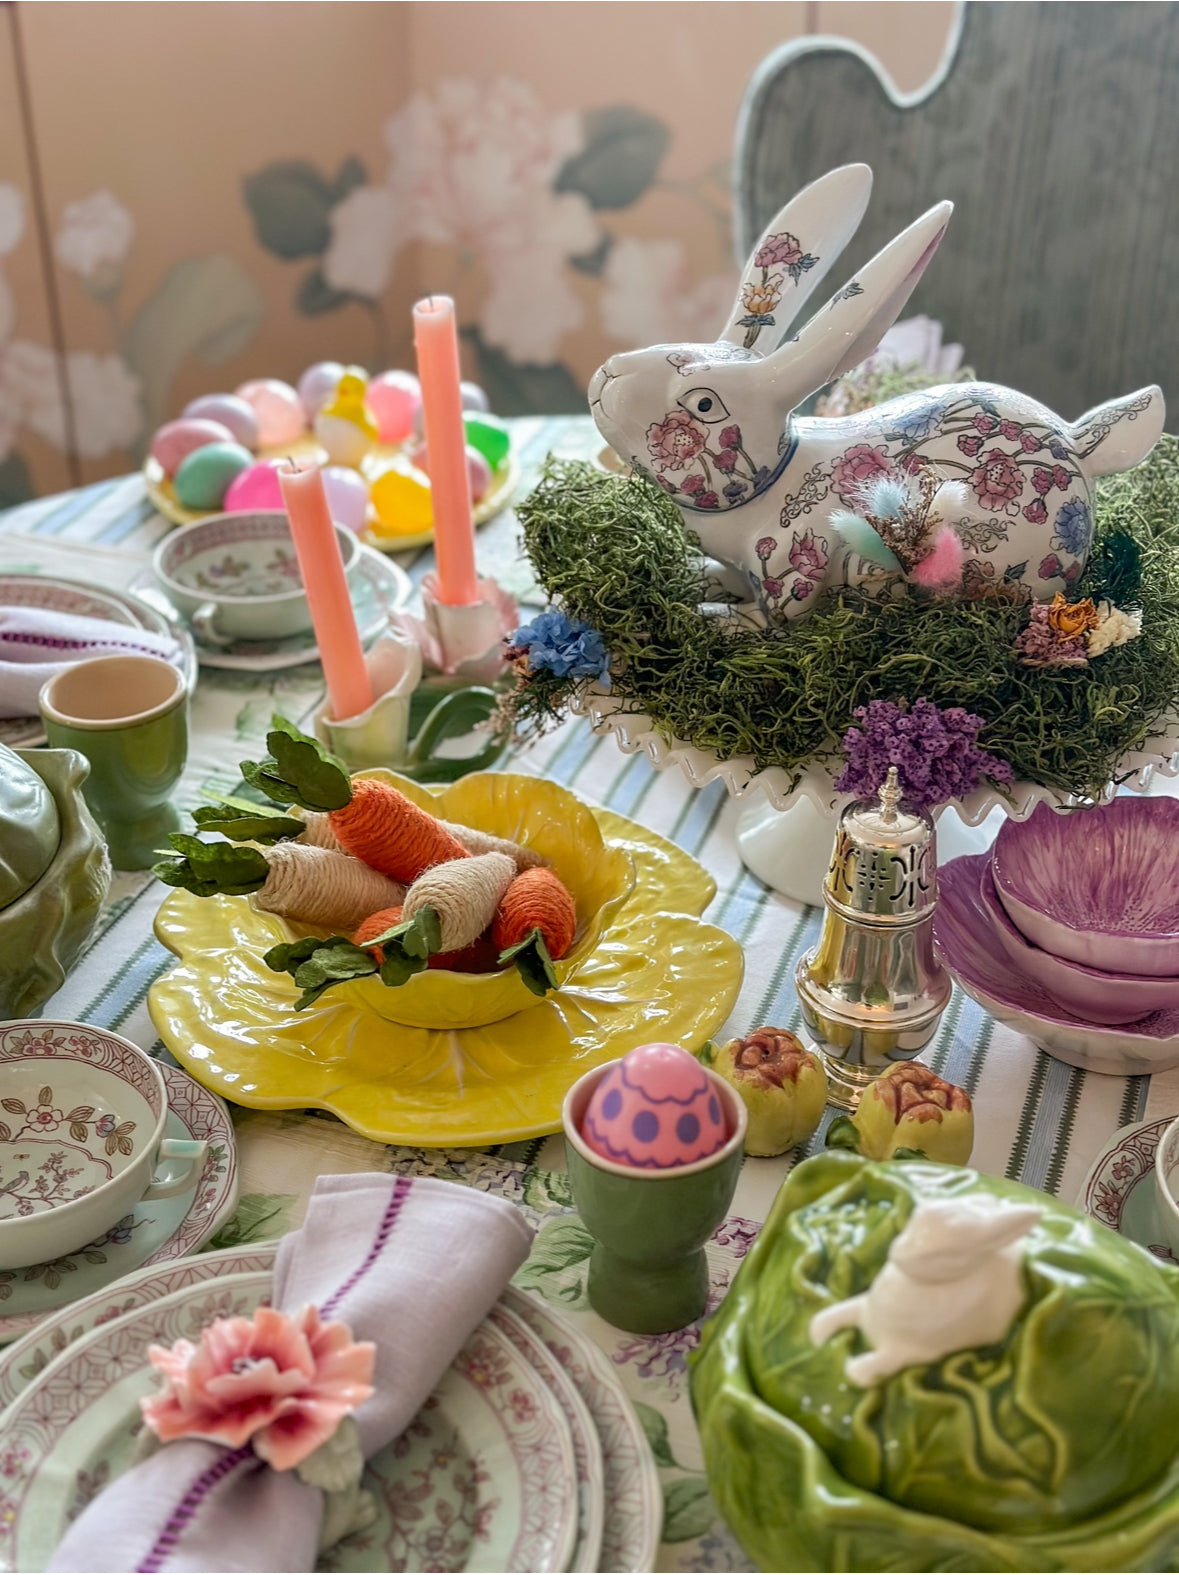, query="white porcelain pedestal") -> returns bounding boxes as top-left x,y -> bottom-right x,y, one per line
736,793 -> 1006,905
